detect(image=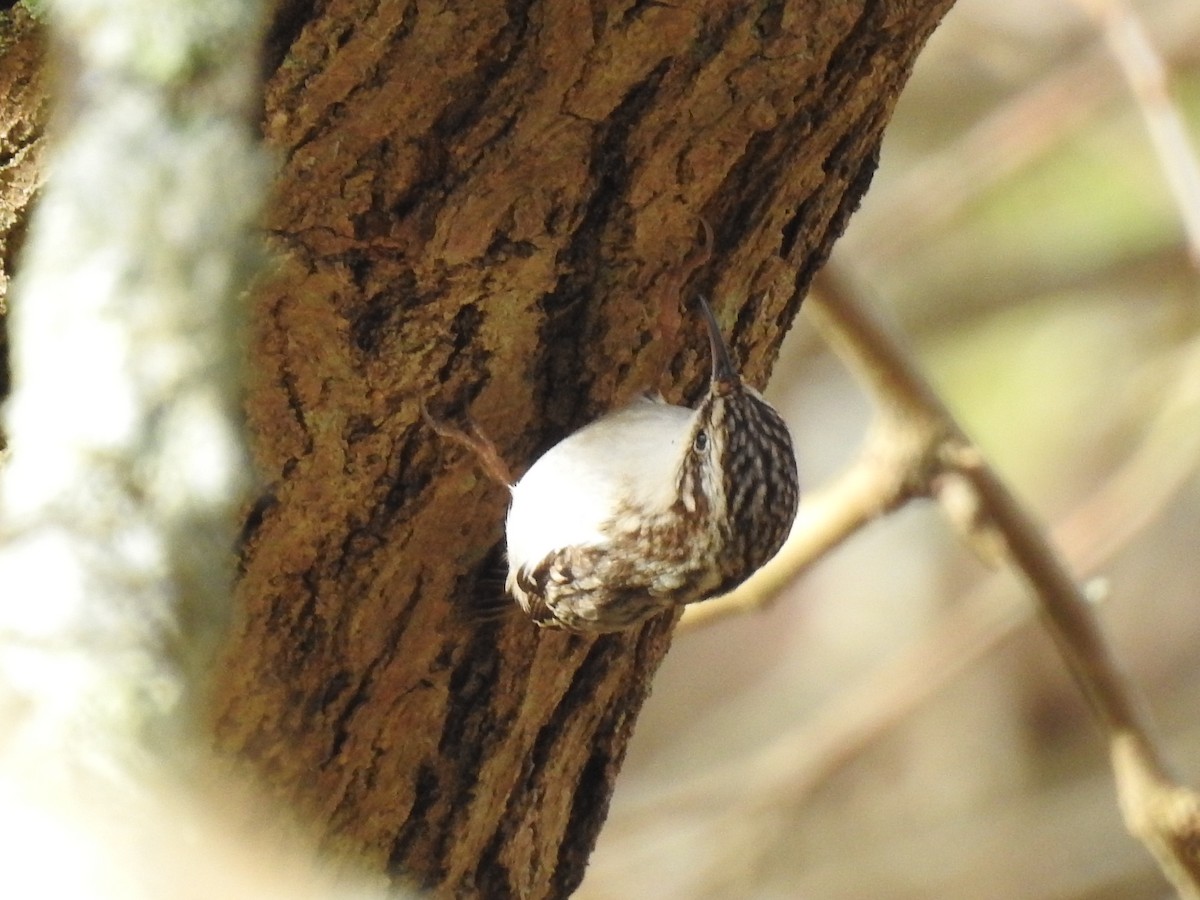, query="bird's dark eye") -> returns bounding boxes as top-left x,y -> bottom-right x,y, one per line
693,430 -> 708,452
